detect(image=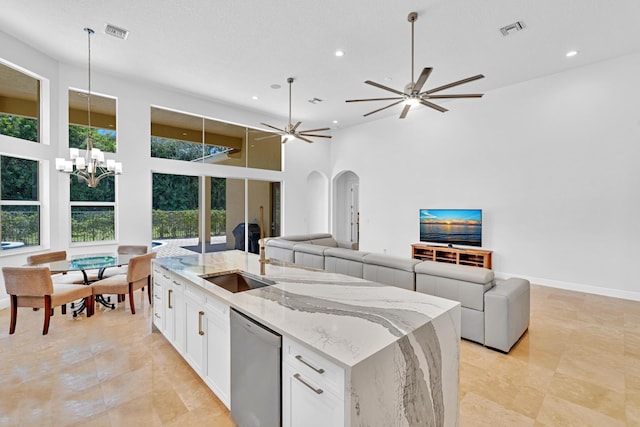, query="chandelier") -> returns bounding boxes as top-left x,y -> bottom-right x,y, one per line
56,27 -> 122,188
